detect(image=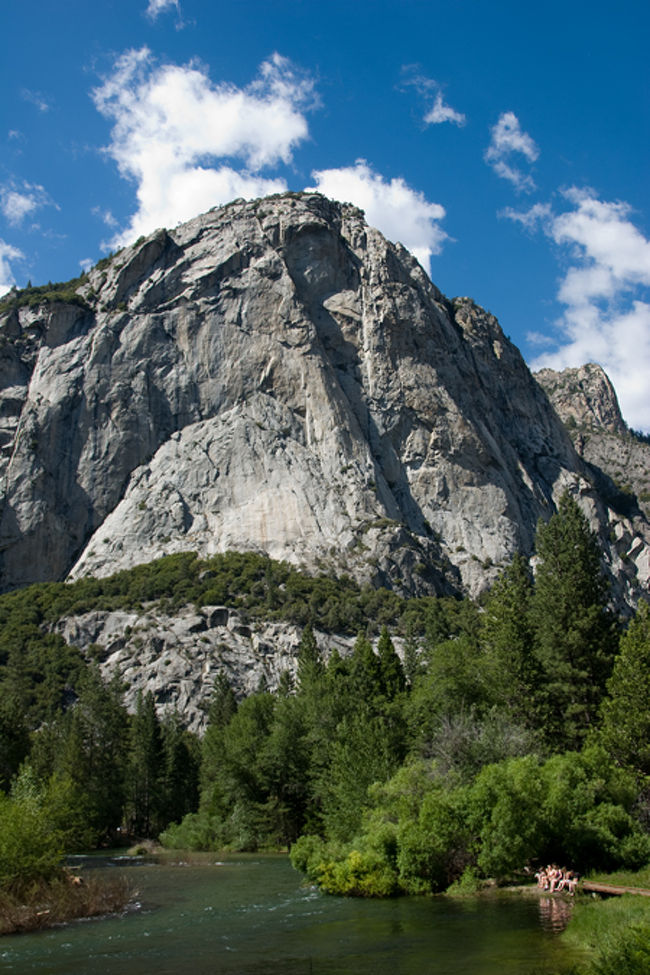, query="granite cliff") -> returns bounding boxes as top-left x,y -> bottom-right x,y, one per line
1,193 -> 649,606
536,363 -> 650,524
